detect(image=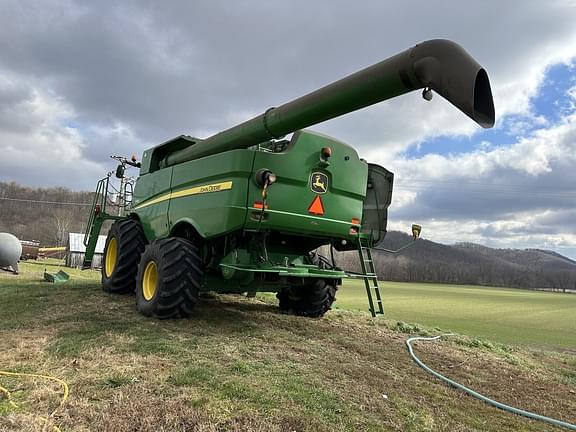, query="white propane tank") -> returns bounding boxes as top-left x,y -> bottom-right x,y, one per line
0,232 -> 22,272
